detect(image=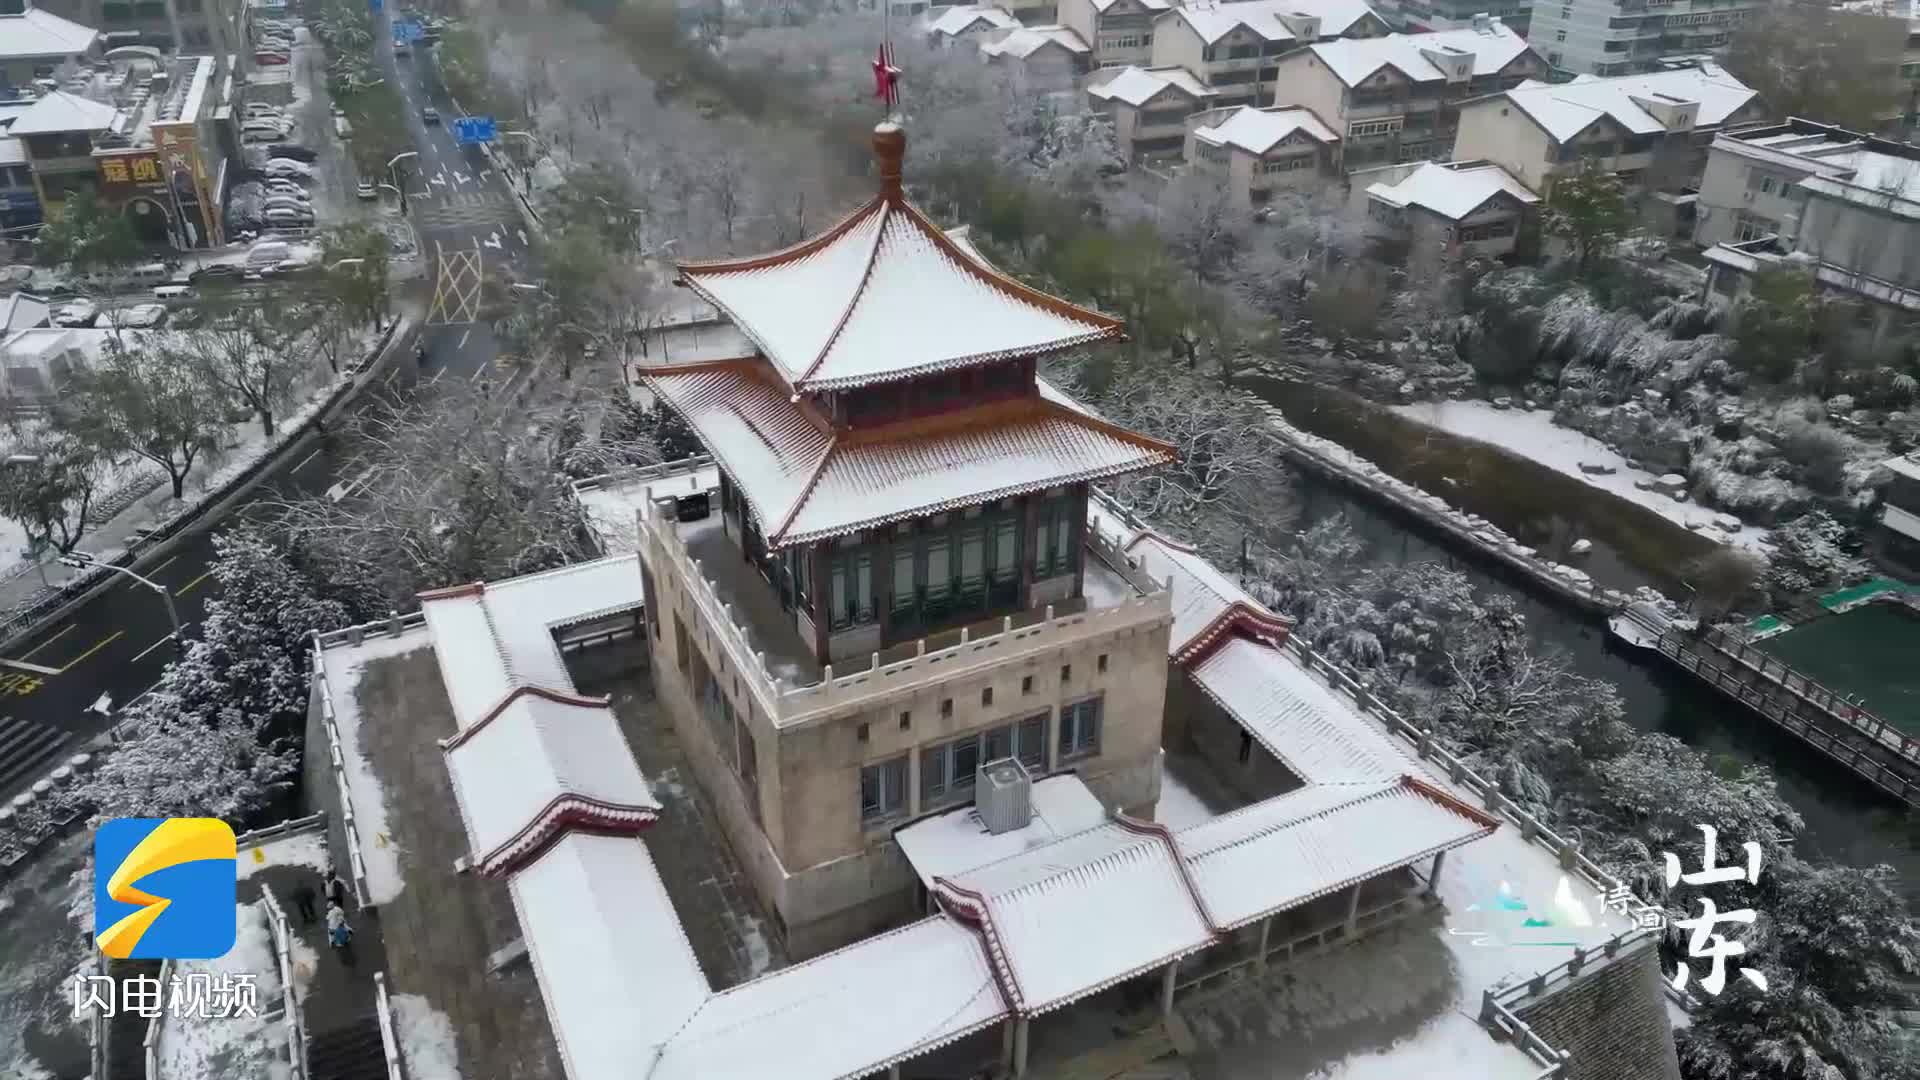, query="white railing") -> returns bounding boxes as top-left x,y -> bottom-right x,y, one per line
310,635 -> 377,910
143,958 -> 172,1080
373,972 -> 406,1080
570,455 -> 715,494
259,887 -> 308,1080
87,959 -> 108,1080
637,487 -> 1172,729
235,811 -> 327,851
